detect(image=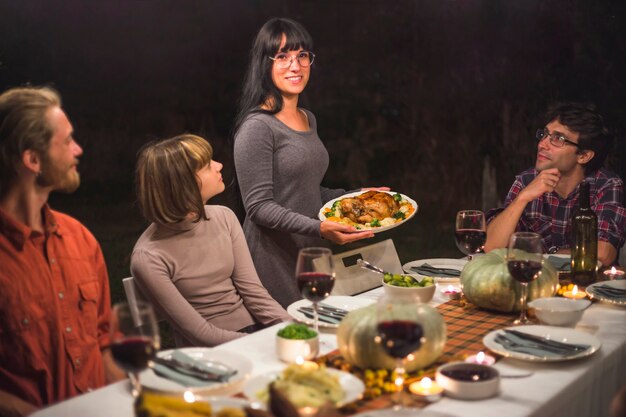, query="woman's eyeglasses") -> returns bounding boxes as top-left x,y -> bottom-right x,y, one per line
269,51 -> 315,69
